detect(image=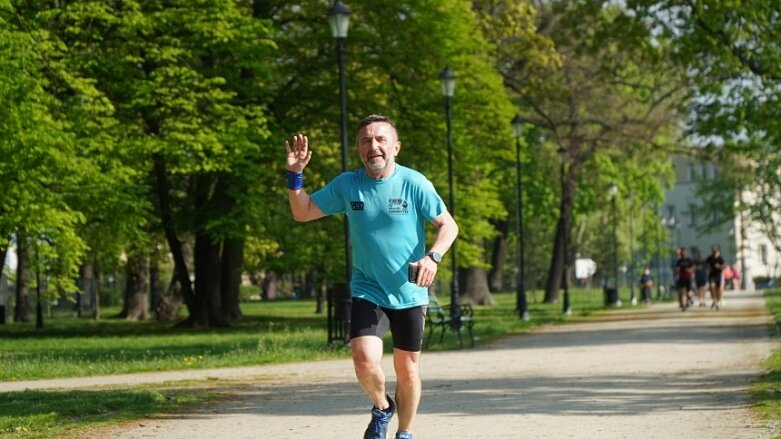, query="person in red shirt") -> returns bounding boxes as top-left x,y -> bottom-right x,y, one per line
674,248 -> 694,311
